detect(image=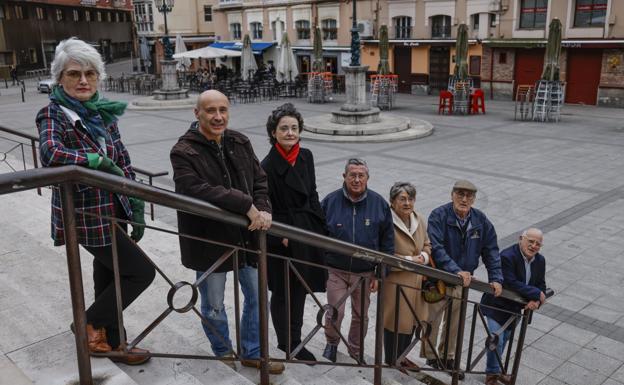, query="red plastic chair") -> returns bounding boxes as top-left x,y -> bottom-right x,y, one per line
471,89 -> 486,114
439,90 -> 453,115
